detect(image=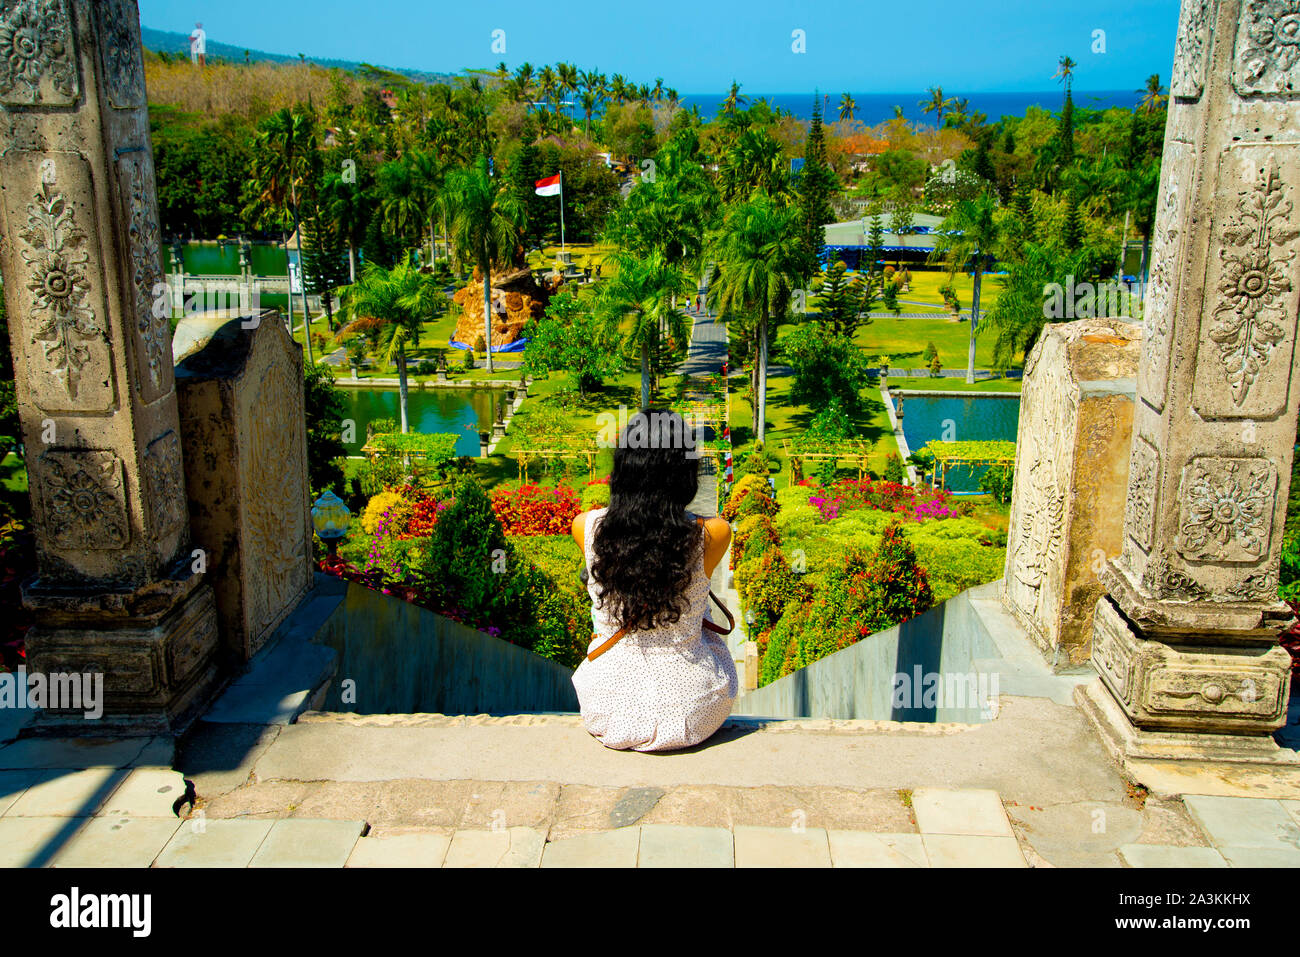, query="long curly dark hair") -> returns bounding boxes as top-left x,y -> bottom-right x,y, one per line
590,410 -> 703,633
